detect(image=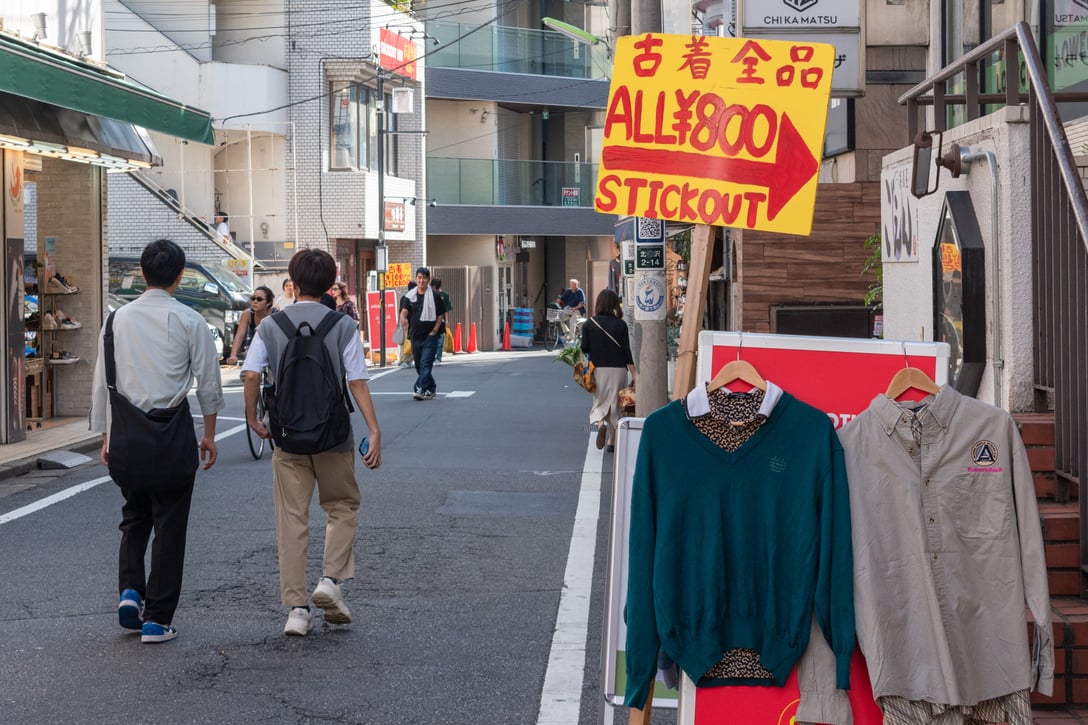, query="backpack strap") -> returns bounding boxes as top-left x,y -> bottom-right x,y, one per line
103,311 -> 118,389
271,309 -> 355,414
